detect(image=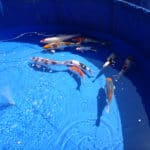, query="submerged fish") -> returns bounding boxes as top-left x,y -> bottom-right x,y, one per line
63,60 -> 92,75
72,37 -> 99,44
76,46 -> 96,53
31,57 -> 62,68
69,66 -> 85,78
43,43 -> 58,49
72,37 -> 112,48
40,34 -> 78,44
43,42 -> 76,53
105,77 -> 114,113
121,56 -> 133,72
113,56 -> 134,81
43,43 -> 59,53
103,53 -> 116,68
72,37 -> 86,43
